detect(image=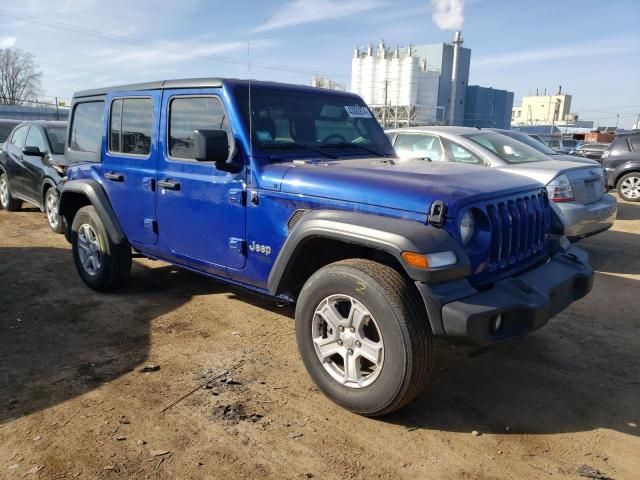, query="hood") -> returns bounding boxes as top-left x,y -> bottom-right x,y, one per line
260,157 -> 543,217
497,159 -> 602,185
